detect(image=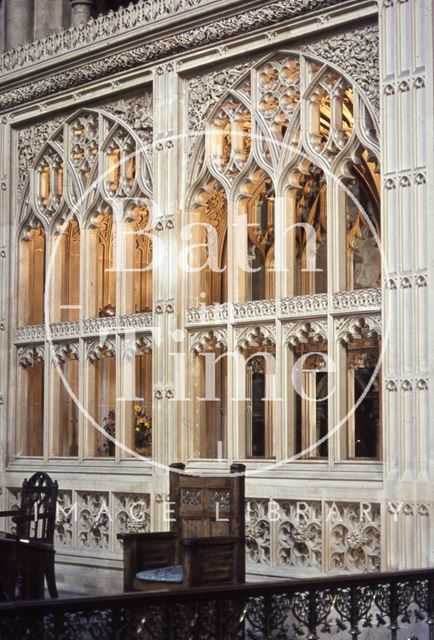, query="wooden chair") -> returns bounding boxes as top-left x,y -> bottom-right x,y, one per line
118,463 -> 245,591
0,471 -> 58,600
